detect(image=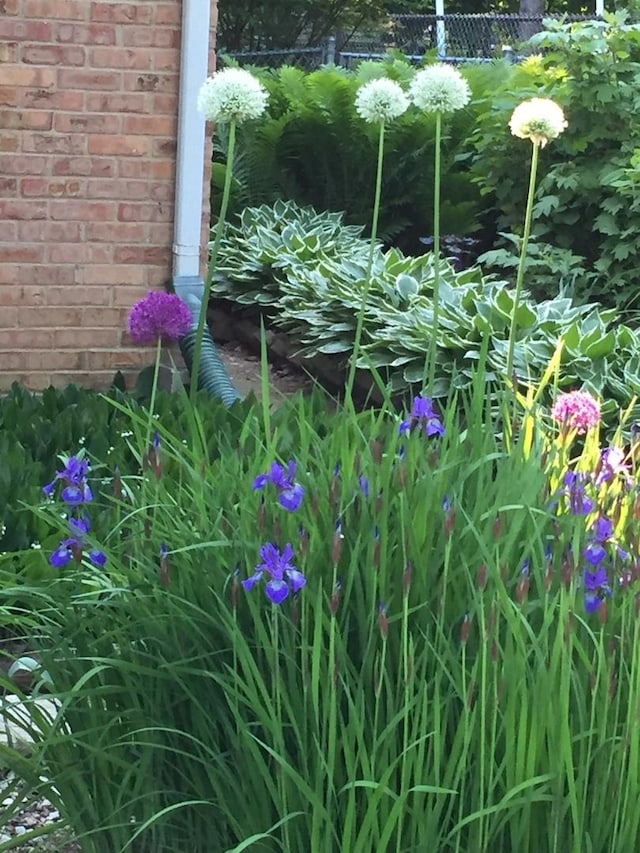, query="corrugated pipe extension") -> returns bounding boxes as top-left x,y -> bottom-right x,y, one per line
171,0 -> 241,407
